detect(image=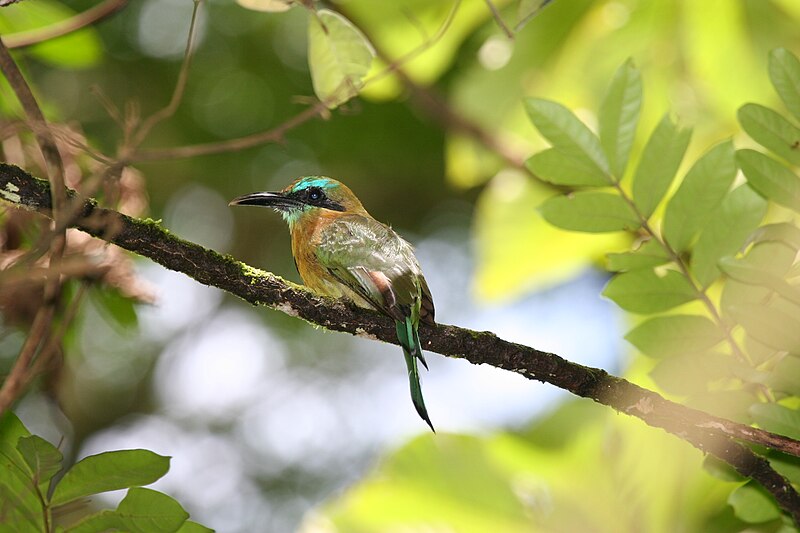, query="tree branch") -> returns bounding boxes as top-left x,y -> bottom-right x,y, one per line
3,162 -> 800,522
1,0 -> 128,49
